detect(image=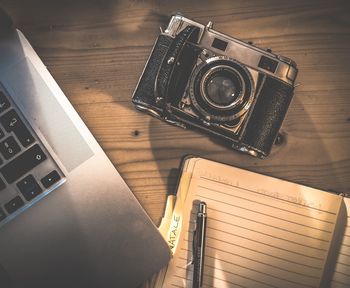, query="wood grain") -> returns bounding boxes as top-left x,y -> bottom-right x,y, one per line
0,0 -> 349,227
